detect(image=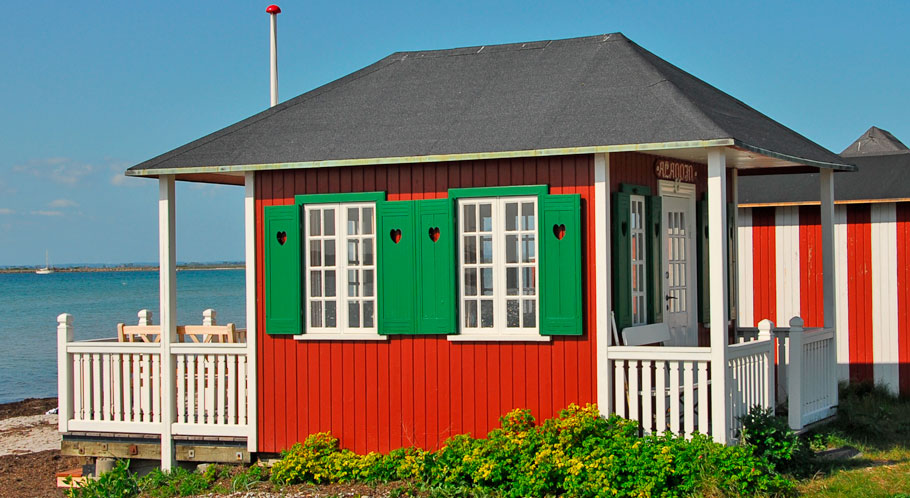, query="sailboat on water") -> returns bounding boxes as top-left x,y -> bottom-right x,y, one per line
36,250 -> 54,274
